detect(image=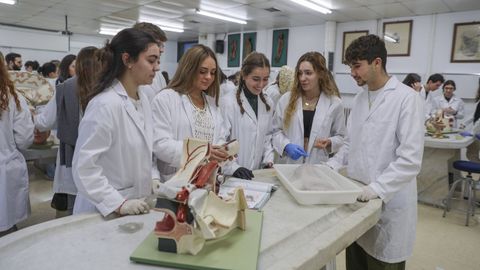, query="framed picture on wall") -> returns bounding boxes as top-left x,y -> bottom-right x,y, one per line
228,33 -> 241,67
451,22 -> 480,63
342,30 -> 369,63
242,32 -> 257,61
272,29 -> 289,67
383,20 -> 413,56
